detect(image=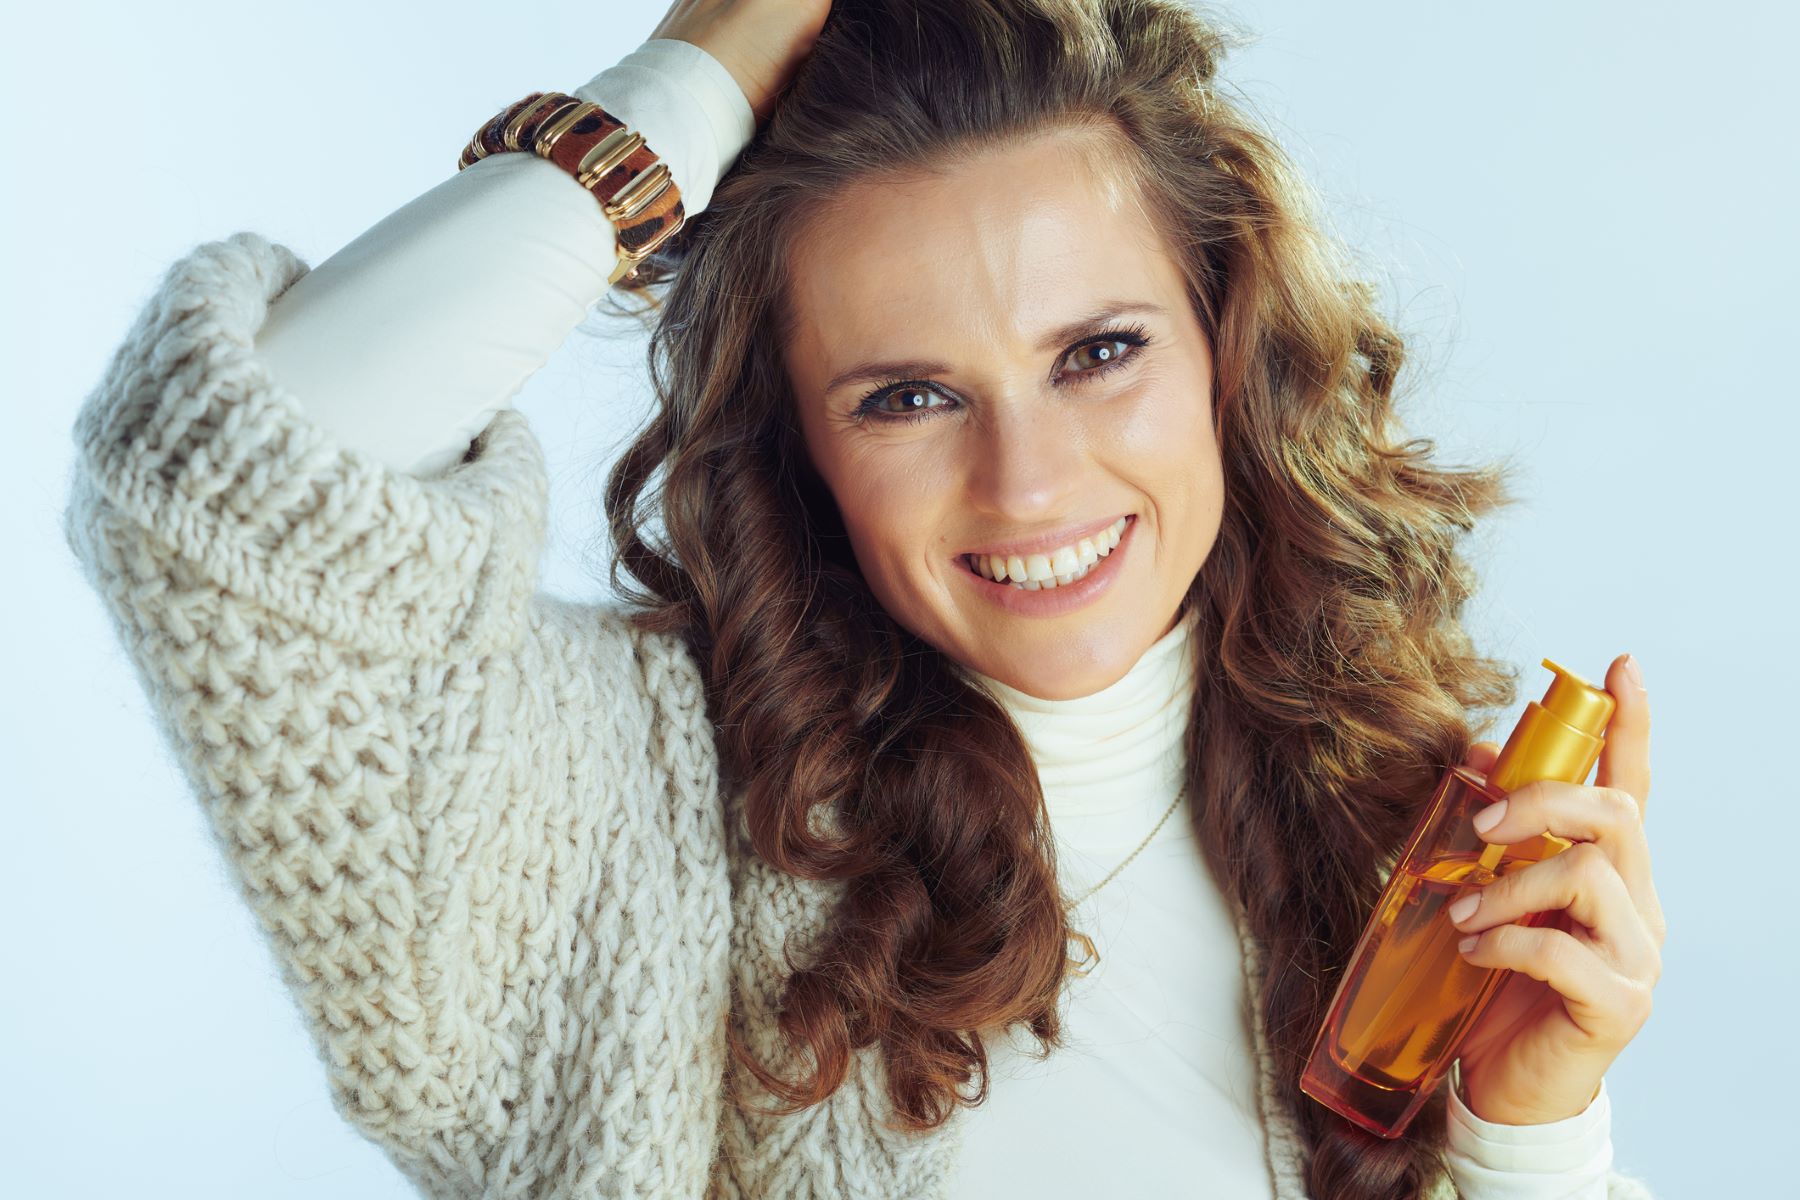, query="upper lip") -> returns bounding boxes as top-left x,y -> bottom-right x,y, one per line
960,514 -> 1132,561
